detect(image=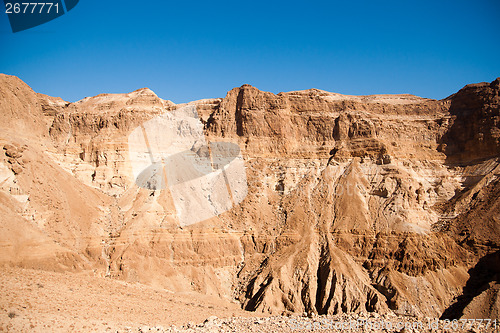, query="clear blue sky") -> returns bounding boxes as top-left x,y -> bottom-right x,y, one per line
1,0 -> 499,103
